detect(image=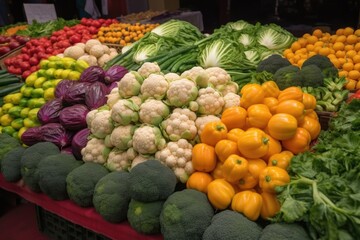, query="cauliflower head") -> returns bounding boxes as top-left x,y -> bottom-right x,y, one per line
137,62 -> 161,78
118,71 -> 144,98
89,109 -> 114,139
140,73 -> 169,100
216,81 -> 239,96
110,124 -> 137,150
196,87 -> 225,115
81,138 -> 111,164
139,99 -> 170,126
166,78 -> 198,107
205,67 -> 231,87
164,72 -> 181,82
181,66 -> 209,88
132,125 -> 166,155
155,139 -> 194,183
105,147 -> 137,172
161,108 -> 197,141
111,99 -> 140,126
106,87 -> 121,108
223,92 -> 241,109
